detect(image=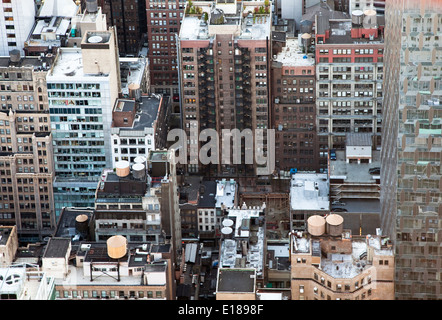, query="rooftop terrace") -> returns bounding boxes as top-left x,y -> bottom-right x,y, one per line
179,0 -> 271,40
